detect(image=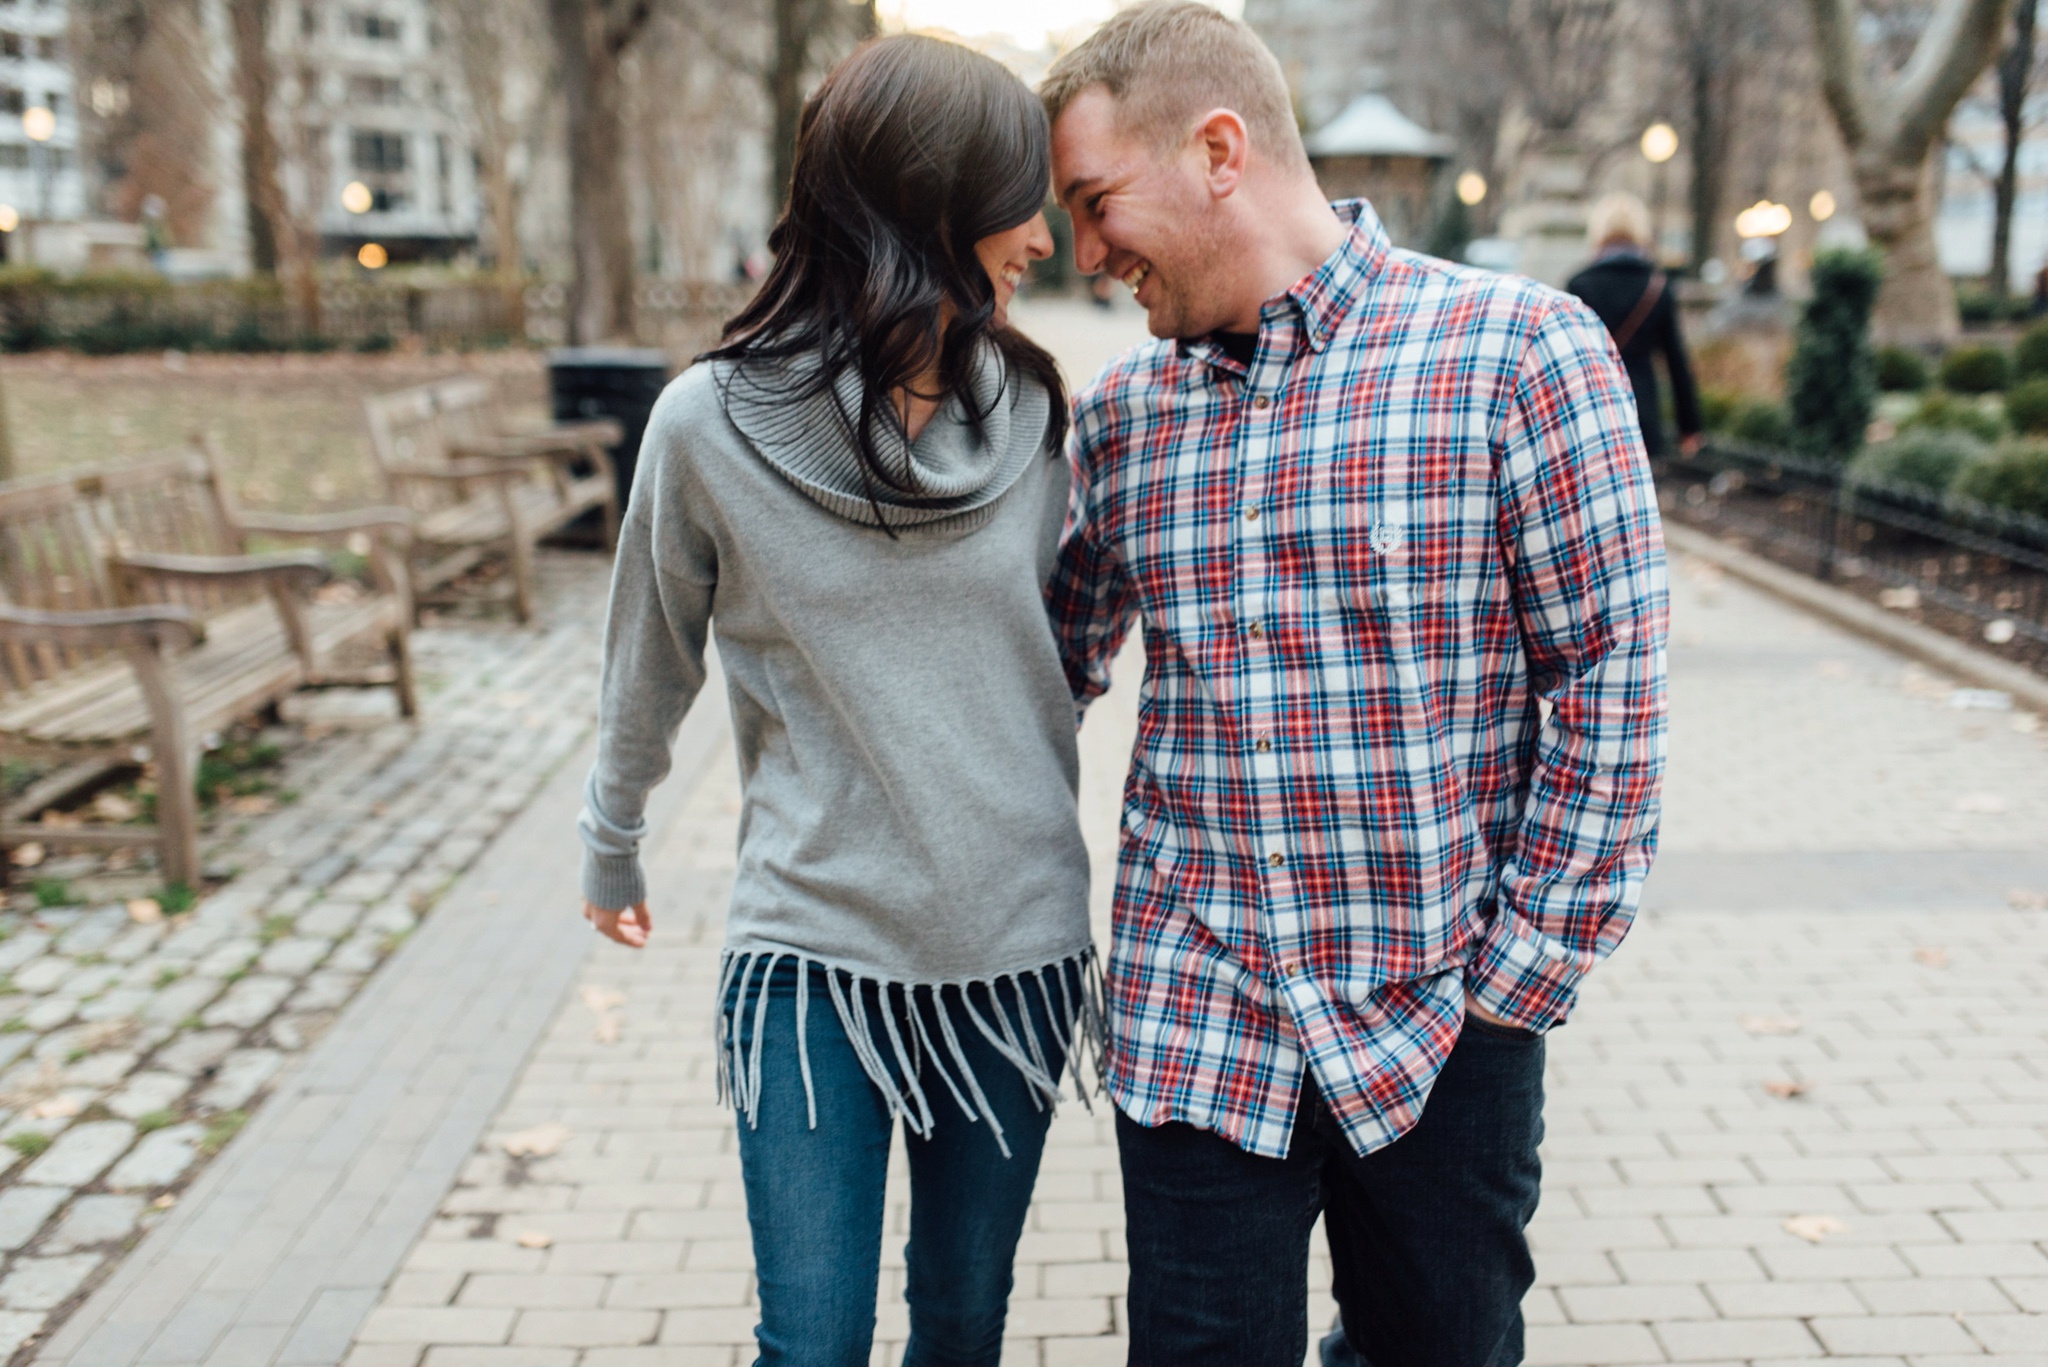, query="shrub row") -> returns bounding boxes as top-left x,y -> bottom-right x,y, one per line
1847,428 -> 2048,522
1876,322 -> 2048,395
